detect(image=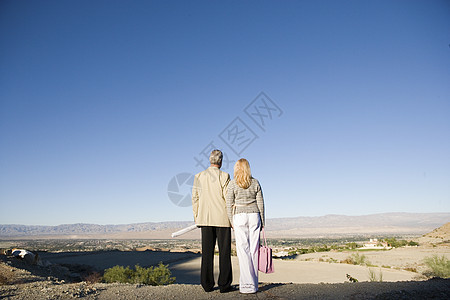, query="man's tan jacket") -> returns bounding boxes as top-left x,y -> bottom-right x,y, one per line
192,166 -> 231,227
